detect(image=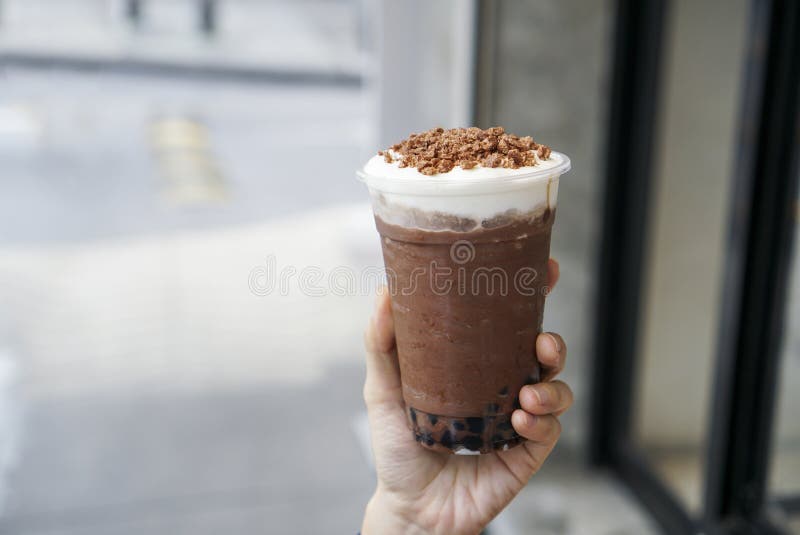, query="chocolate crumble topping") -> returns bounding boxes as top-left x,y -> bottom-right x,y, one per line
378,126 -> 552,176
